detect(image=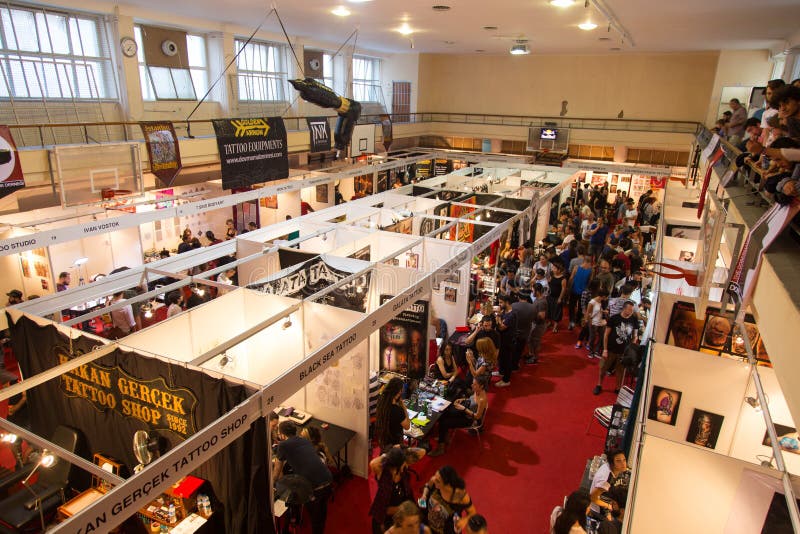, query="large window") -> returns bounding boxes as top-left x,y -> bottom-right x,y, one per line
0,3 -> 116,100
135,26 -> 208,101
352,55 -> 381,102
235,38 -> 287,102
